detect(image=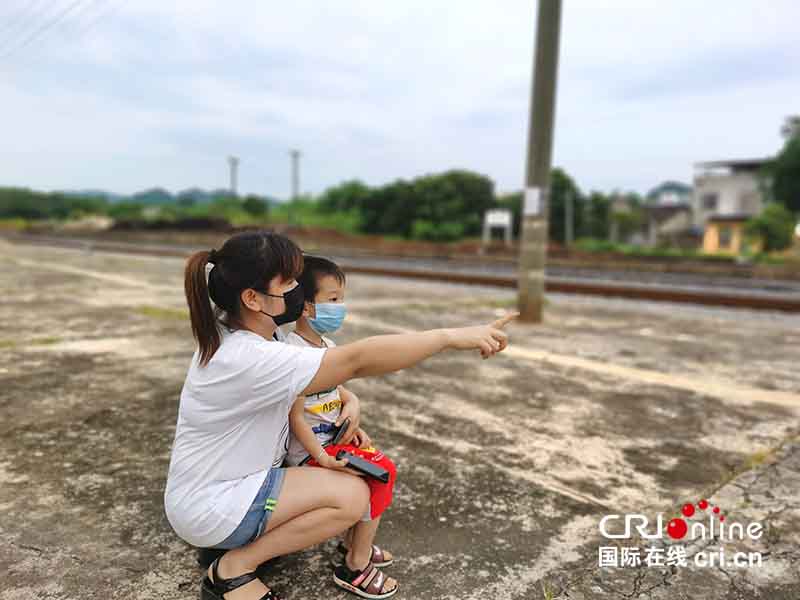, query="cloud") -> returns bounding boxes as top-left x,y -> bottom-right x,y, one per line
0,0 -> 797,197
